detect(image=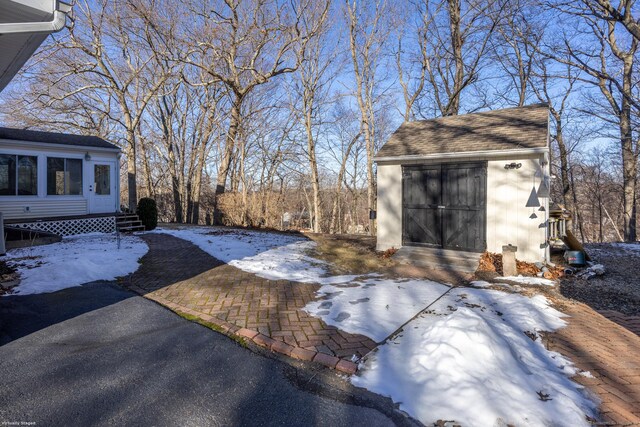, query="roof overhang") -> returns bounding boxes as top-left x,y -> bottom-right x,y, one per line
0,1 -> 72,93
0,138 -> 122,154
374,147 -> 549,163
